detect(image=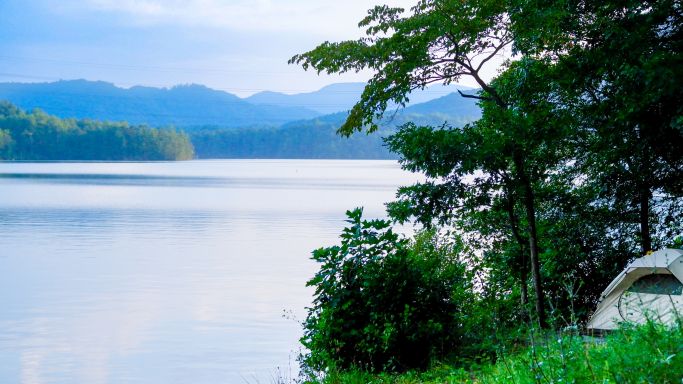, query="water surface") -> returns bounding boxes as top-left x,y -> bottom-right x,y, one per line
0,160 -> 418,384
